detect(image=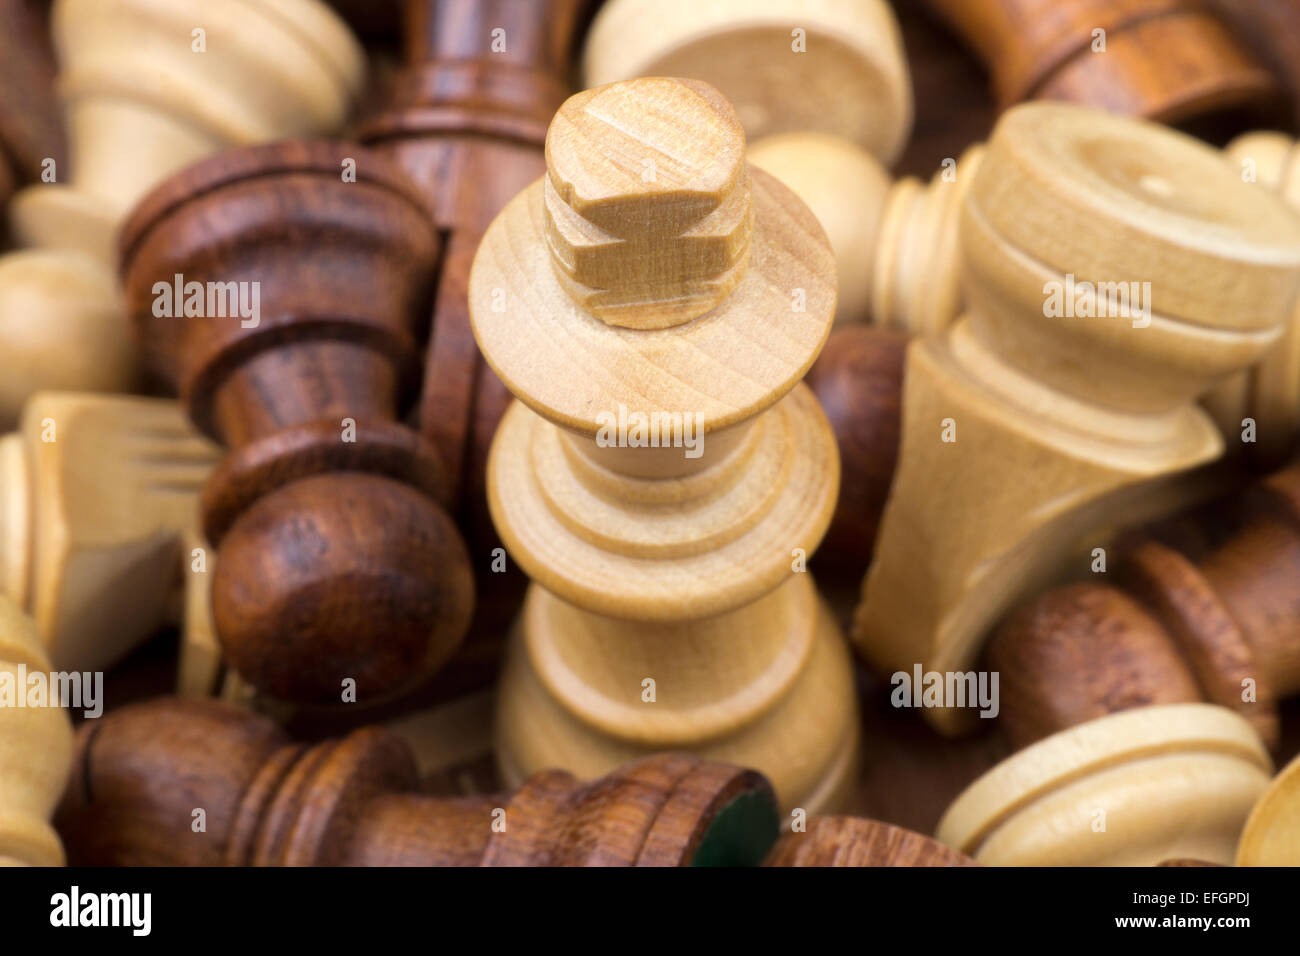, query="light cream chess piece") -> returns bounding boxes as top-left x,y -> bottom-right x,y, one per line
469,77 -> 858,814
